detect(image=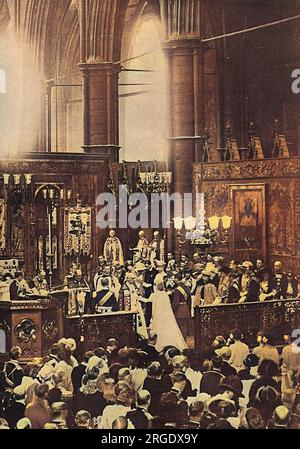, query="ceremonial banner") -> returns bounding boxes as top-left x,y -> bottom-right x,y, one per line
64,207 -> 92,256
0,258 -> 18,278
